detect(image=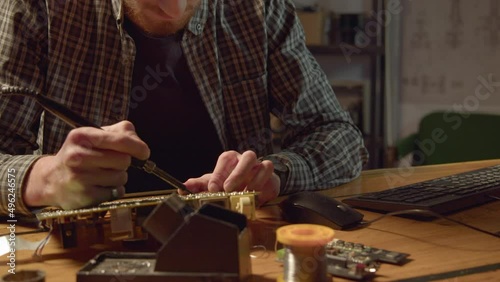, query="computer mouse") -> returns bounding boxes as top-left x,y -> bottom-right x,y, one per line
279,191 -> 364,230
